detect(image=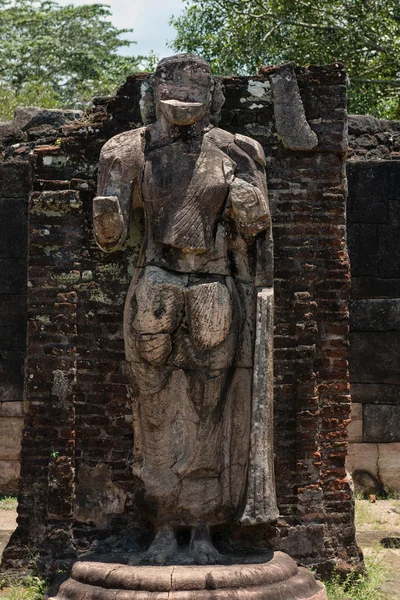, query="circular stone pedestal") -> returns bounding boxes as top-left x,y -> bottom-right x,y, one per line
48,551 -> 327,599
